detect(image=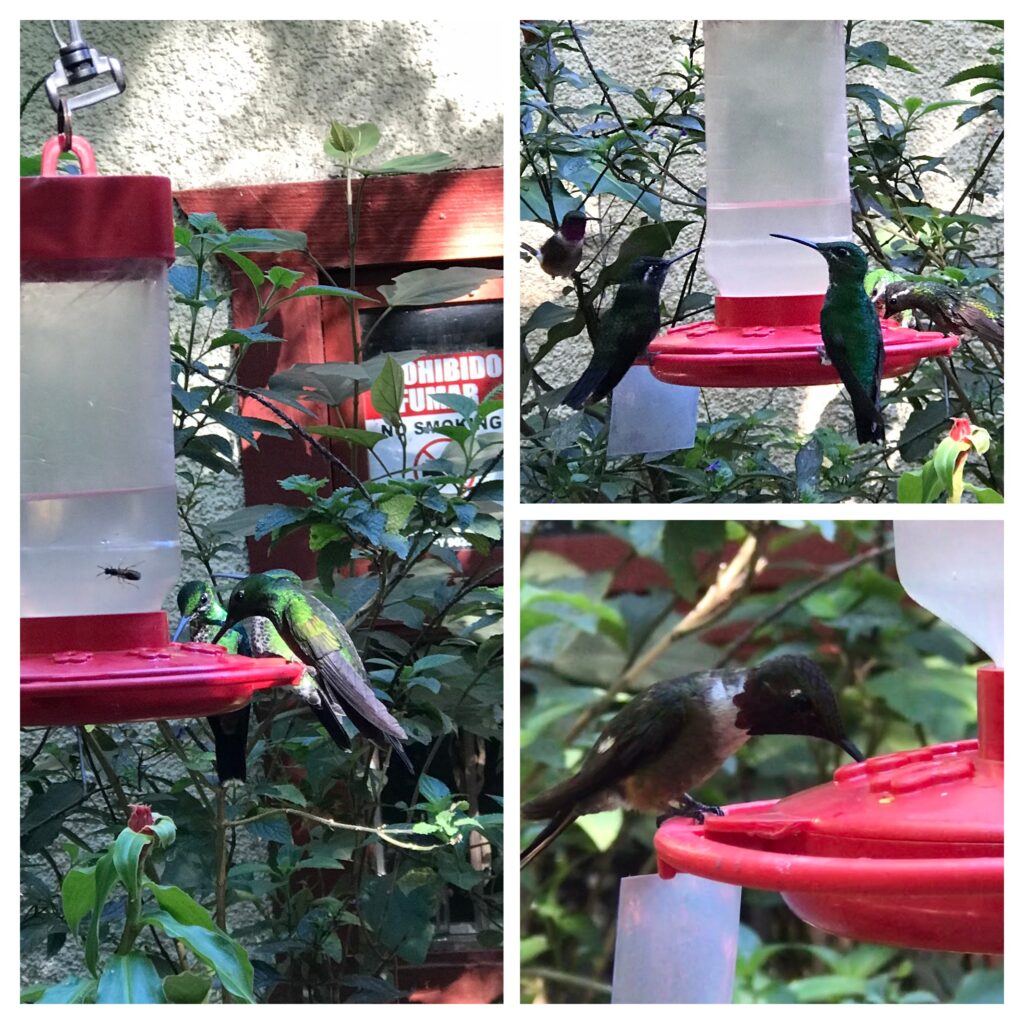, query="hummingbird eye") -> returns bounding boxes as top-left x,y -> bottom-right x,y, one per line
789,689 -> 813,710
